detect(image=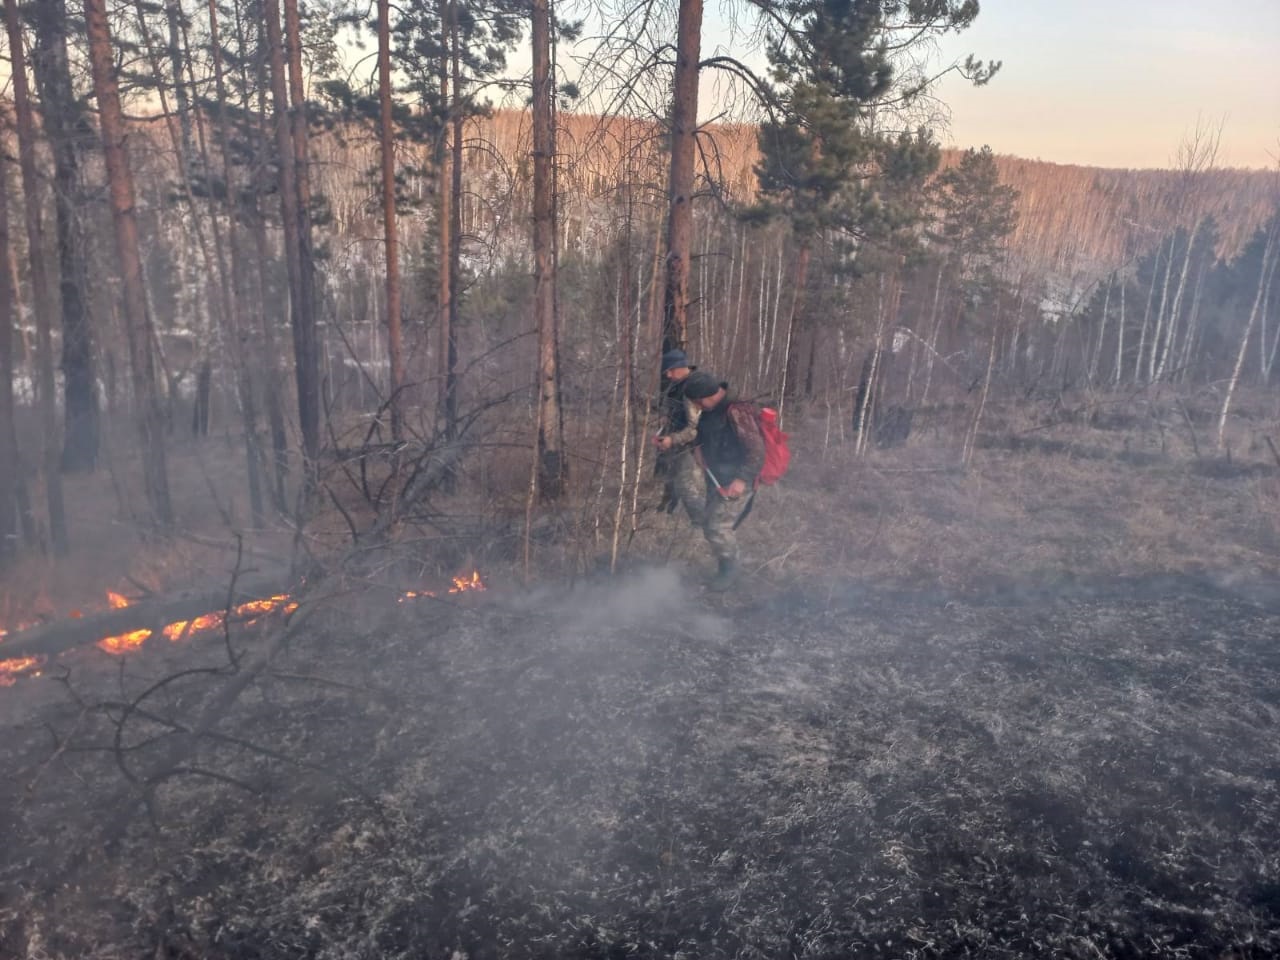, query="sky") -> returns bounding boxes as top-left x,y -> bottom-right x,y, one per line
924,0 -> 1280,170
694,0 -> 1280,170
